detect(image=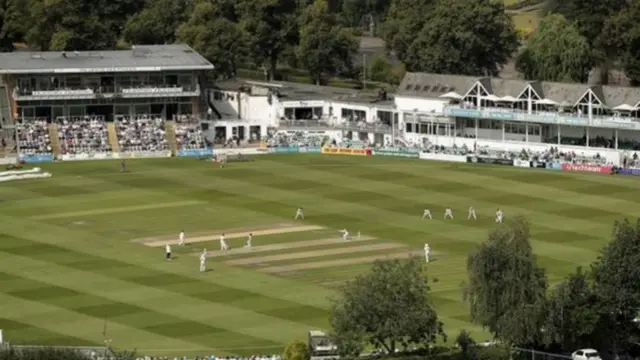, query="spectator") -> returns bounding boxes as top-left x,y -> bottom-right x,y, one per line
116,114 -> 168,152
57,115 -> 111,154
174,114 -> 208,150
17,118 -> 52,155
